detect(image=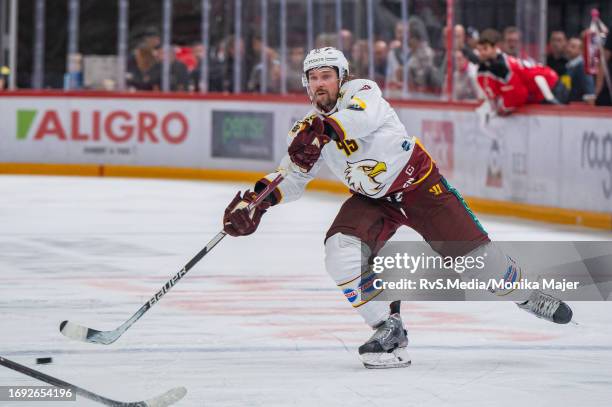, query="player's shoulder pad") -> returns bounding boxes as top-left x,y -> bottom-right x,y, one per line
340,79 -> 381,112
342,78 -> 381,97
288,111 -> 318,138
